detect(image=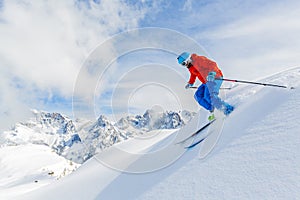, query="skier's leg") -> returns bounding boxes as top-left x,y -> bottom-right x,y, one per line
214,79 -> 223,94
208,79 -> 234,115
202,84 -> 216,120
194,84 -> 213,111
